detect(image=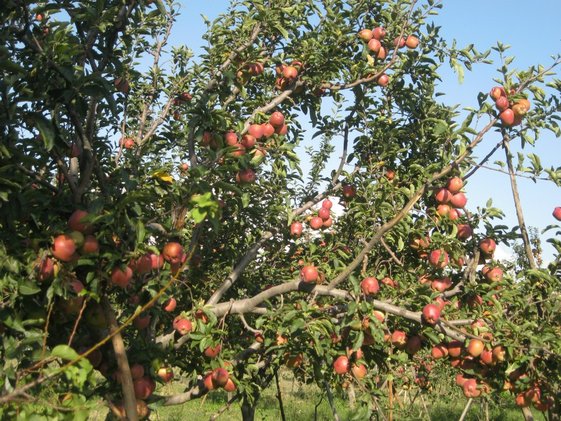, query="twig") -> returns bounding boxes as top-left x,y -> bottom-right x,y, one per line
381,238 -> 403,266
322,379 -> 341,421
67,297 -> 88,346
274,370 -> 287,421
458,398 -> 473,421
